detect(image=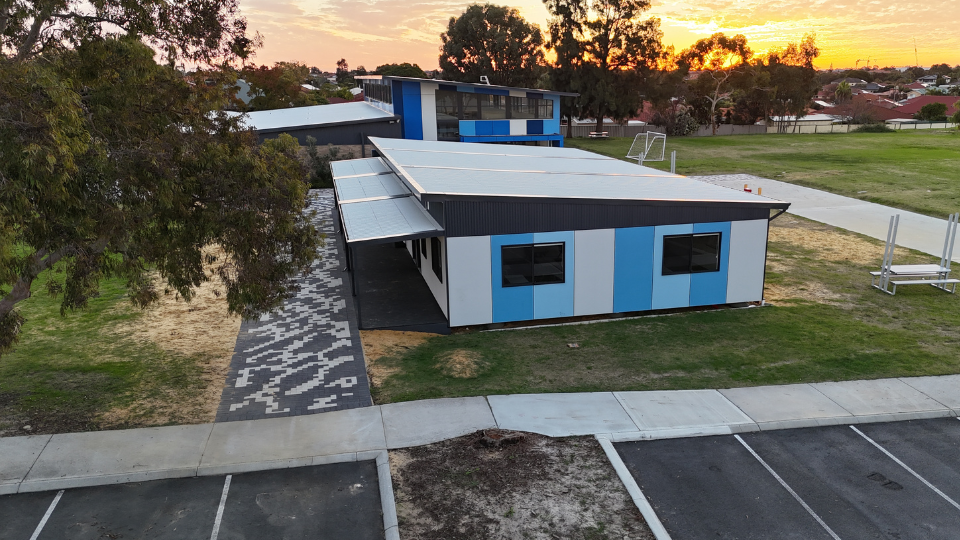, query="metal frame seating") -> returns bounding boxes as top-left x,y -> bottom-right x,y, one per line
870,213 -> 959,295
